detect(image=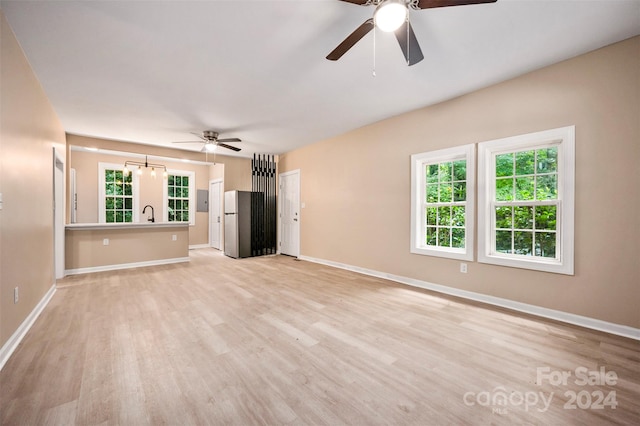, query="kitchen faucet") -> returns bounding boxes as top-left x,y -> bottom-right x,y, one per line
142,205 -> 155,222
